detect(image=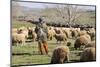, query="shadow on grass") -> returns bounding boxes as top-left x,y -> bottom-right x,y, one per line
69,60 -> 80,62
48,42 -> 56,45
11,60 -> 96,67
12,51 -> 41,56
